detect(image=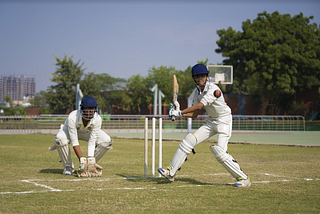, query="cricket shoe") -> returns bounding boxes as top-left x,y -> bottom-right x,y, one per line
234,177 -> 251,187
158,167 -> 174,182
63,166 -> 73,175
